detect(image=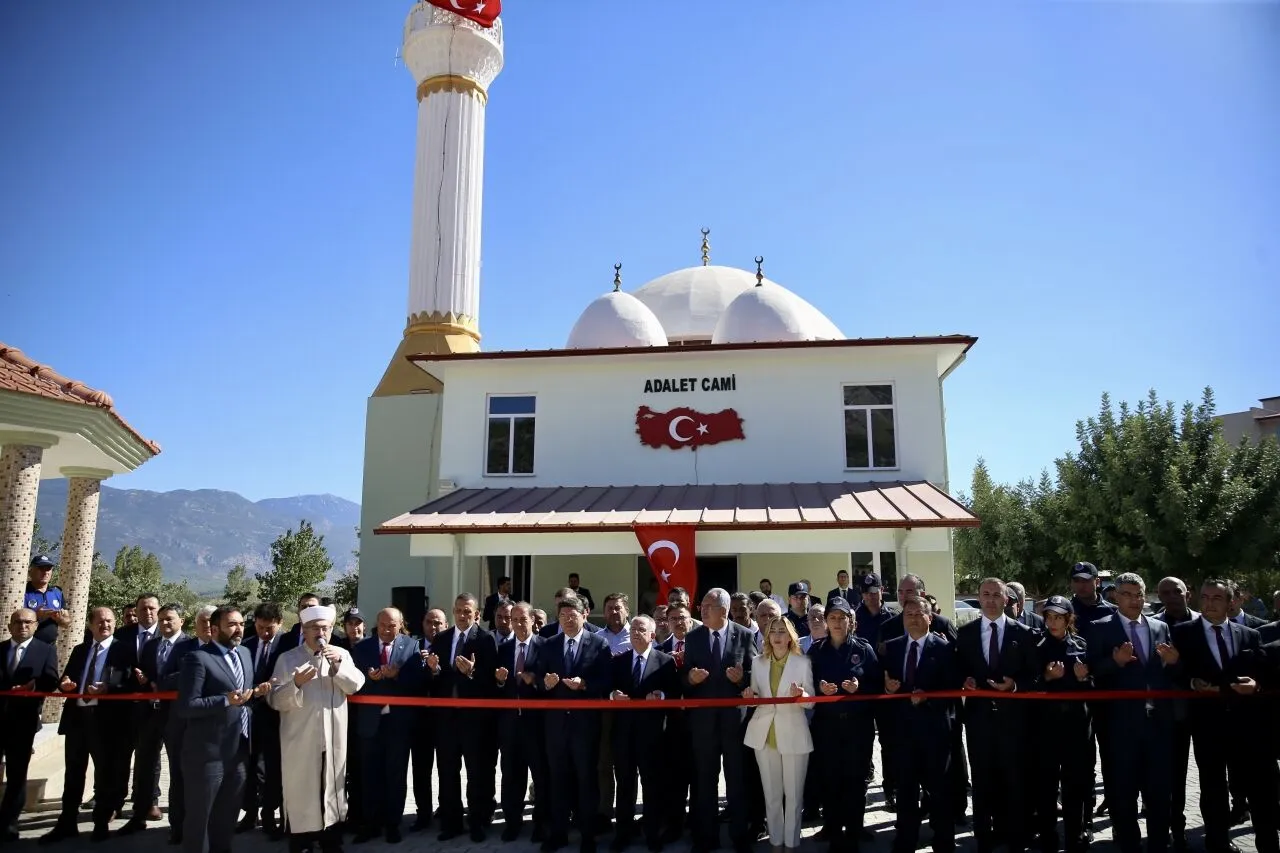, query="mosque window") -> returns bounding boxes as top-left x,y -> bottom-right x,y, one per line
486,395 -> 537,475
842,384 -> 897,469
